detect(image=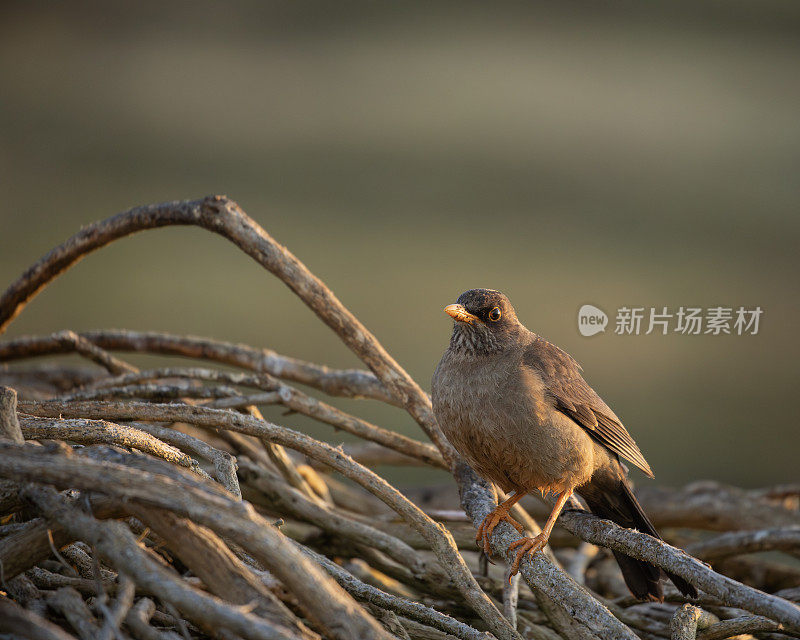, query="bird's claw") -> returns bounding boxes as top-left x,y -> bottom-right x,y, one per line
507,533 -> 548,580
475,507 -> 525,556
